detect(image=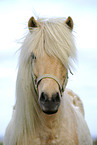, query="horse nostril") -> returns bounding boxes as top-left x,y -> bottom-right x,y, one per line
40,92 -> 48,103
52,92 -> 60,102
